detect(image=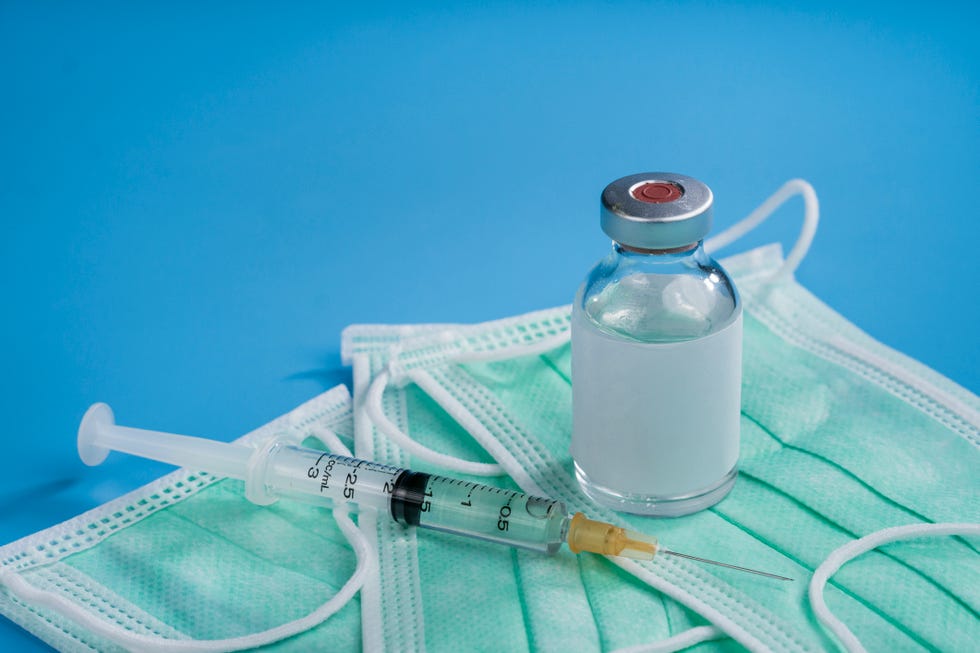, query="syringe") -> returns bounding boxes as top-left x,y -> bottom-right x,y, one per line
77,403 -> 790,578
